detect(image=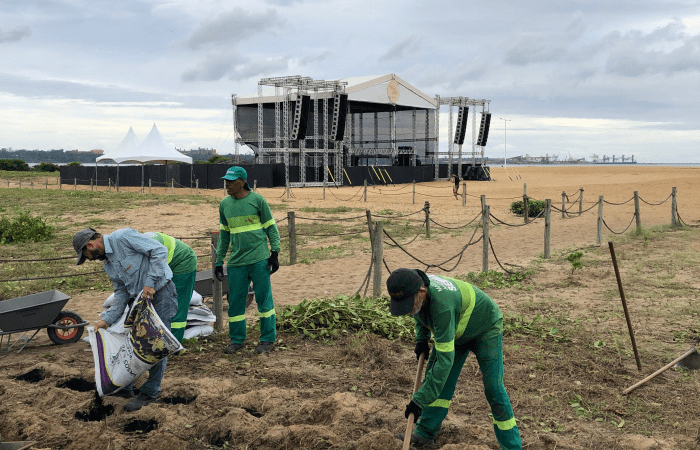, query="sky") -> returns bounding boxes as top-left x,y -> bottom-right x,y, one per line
1,0 -> 700,163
